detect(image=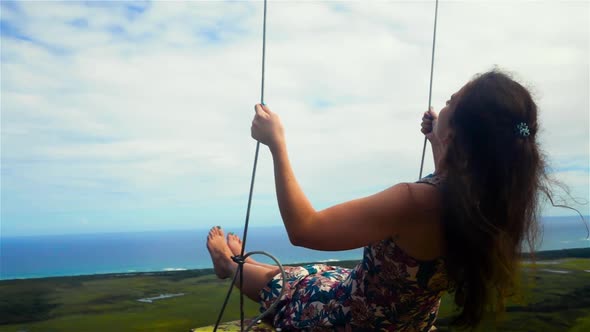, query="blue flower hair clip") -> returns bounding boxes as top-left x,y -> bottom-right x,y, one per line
516,122 -> 530,138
